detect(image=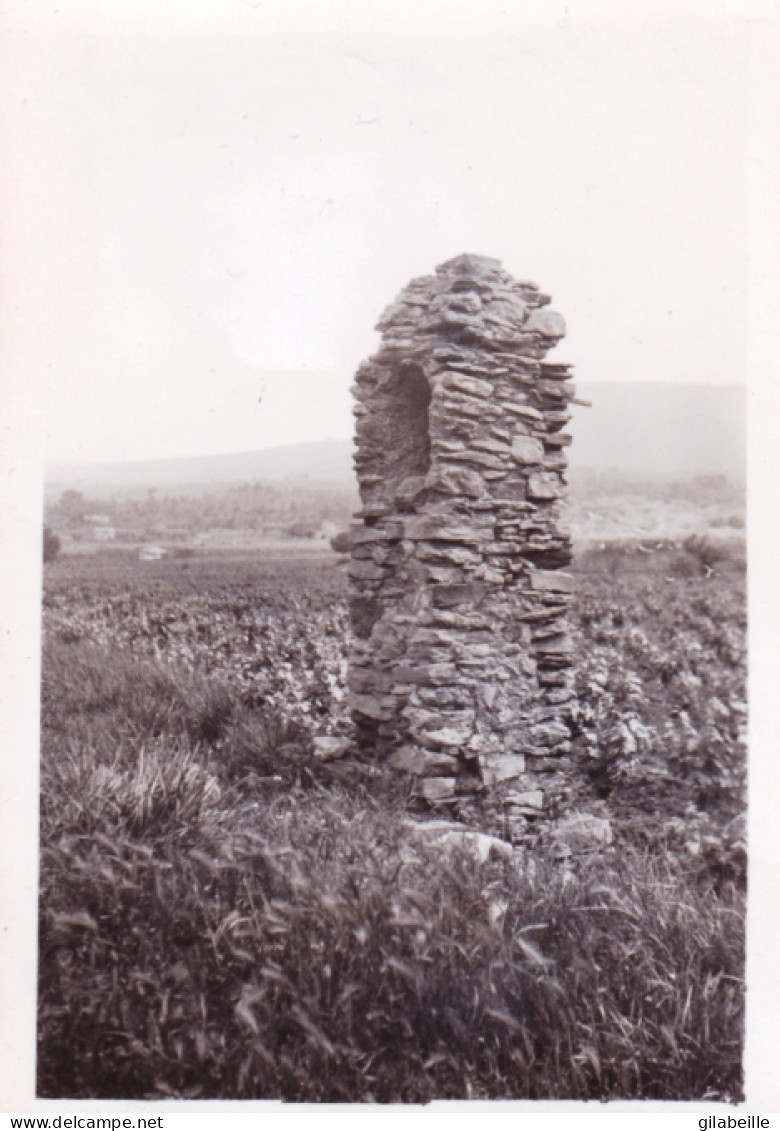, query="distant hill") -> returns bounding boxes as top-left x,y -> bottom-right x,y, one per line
45,440 -> 356,500
46,382 -> 745,499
